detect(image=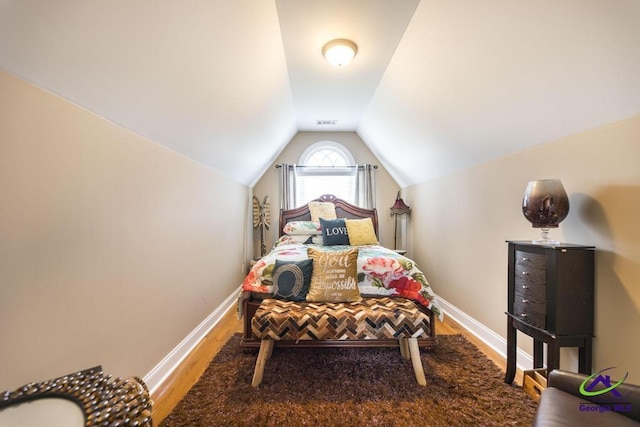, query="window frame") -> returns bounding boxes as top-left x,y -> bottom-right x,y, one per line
295,142 -> 357,206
